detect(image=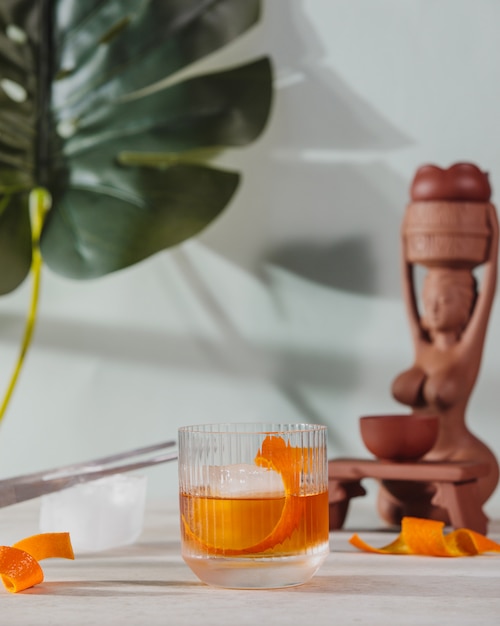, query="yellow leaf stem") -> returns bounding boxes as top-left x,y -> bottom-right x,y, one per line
0,188 -> 50,425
